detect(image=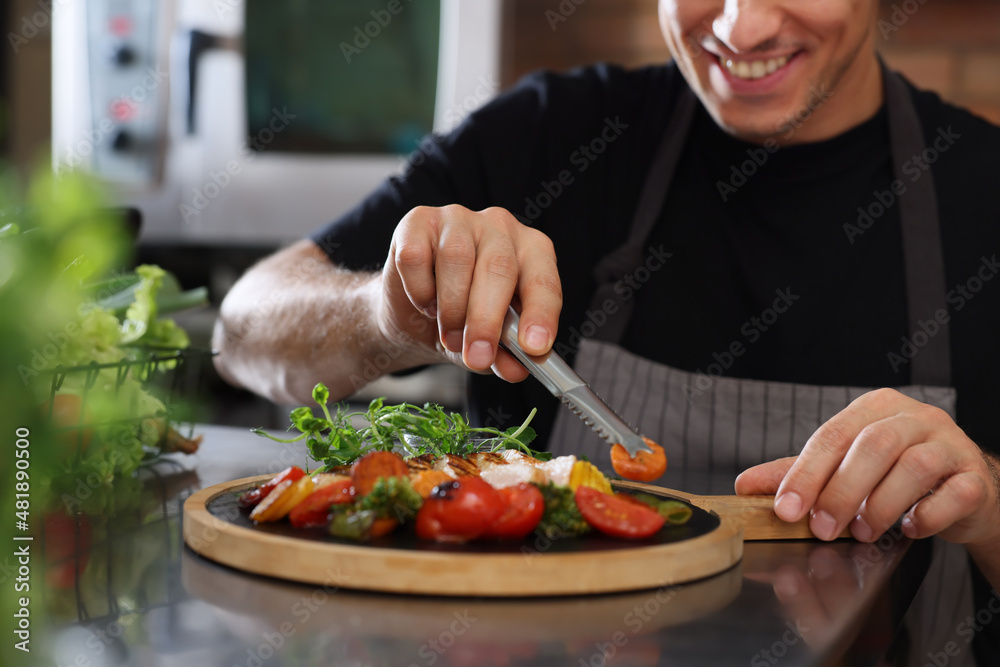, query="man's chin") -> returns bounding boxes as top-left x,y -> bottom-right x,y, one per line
709,109 -> 791,144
